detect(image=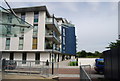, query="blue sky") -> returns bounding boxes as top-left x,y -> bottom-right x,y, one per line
1,0 -> 119,52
